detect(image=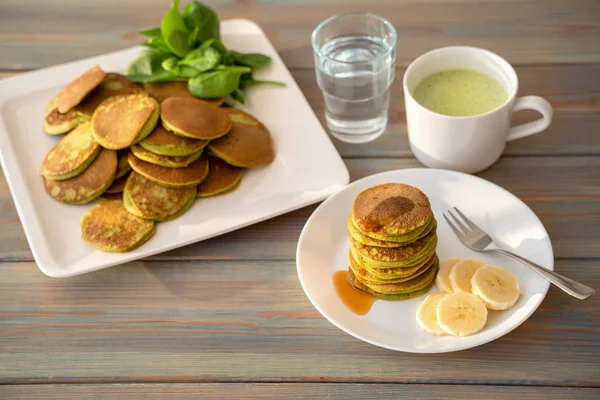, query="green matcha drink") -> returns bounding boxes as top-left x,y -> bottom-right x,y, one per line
412,68 -> 507,116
